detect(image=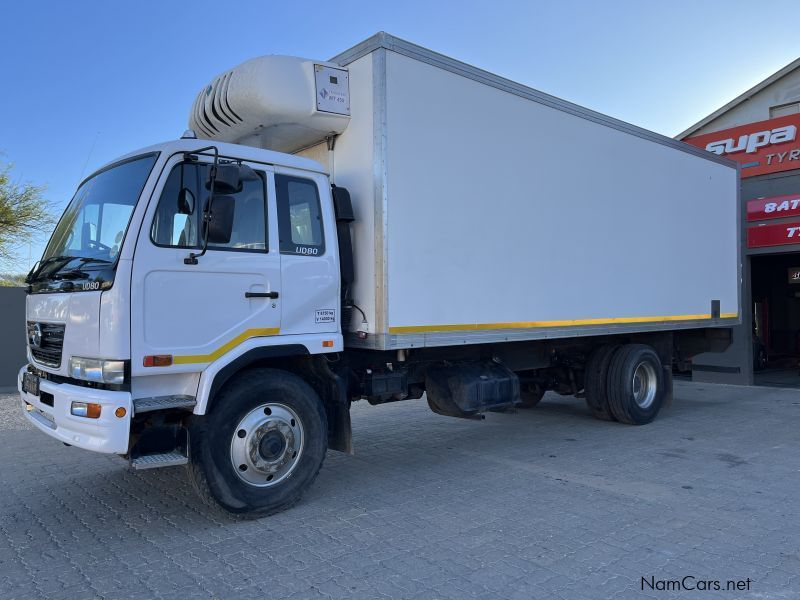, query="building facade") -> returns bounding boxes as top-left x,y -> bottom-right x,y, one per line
679,58 -> 800,386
